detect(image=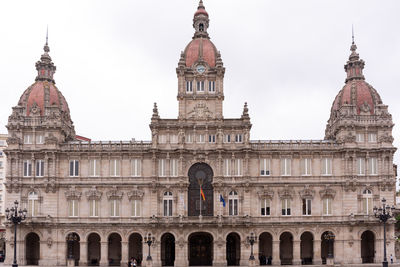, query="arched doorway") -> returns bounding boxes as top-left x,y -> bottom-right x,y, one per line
66,233 -> 80,266
129,233 -> 143,266
26,232 -> 40,265
188,163 -> 214,216
300,232 -> 313,265
189,232 -> 213,266
87,233 -> 101,266
161,233 -> 175,266
258,232 -> 272,265
108,233 -> 121,266
226,233 -> 240,266
321,231 -> 335,264
361,231 -> 375,263
280,232 -> 293,265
